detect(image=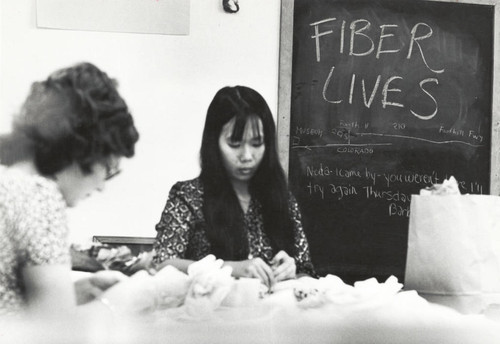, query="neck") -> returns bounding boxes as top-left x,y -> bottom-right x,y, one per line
230,179 -> 250,199
230,179 -> 252,214
10,160 -> 39,176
